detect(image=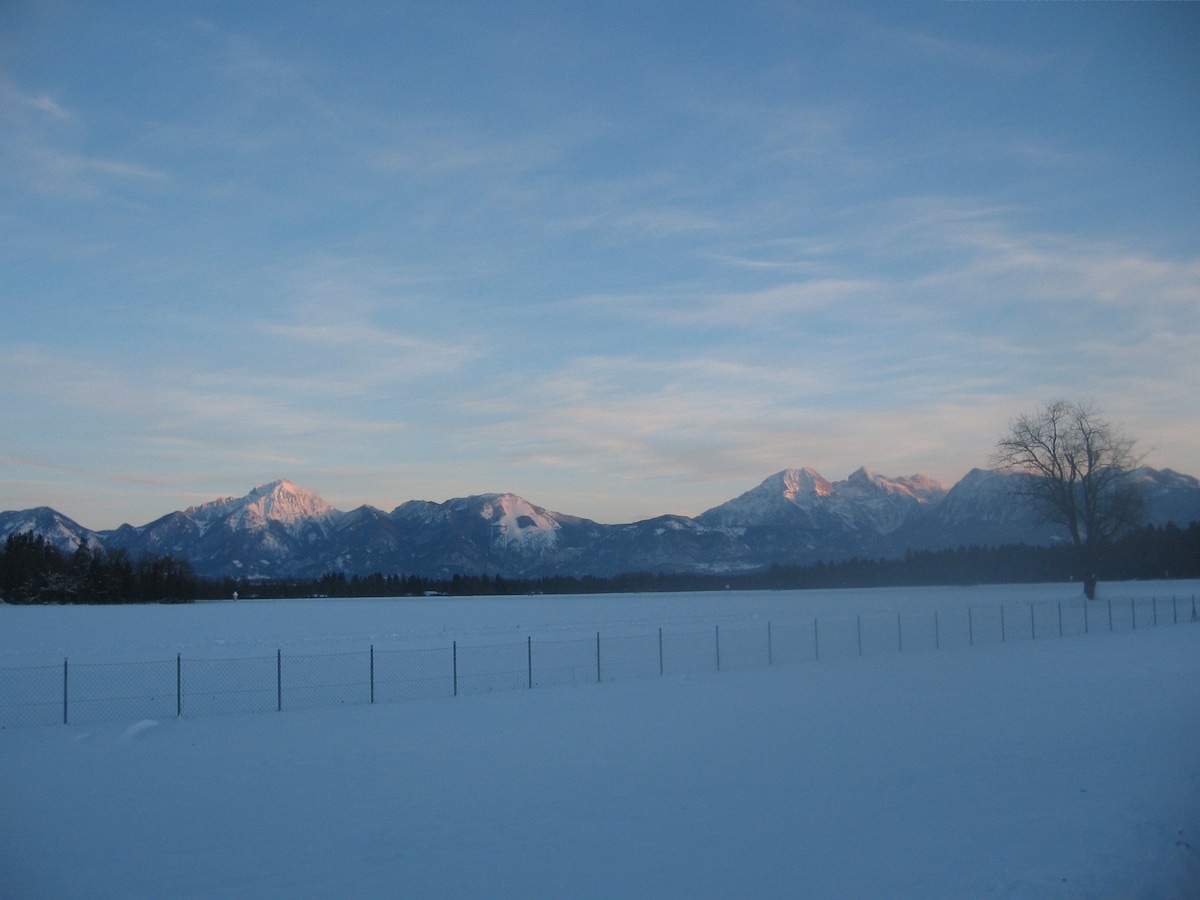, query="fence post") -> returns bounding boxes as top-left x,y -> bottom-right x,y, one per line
1131,597 -> 1136,630
659,628 -> 664,676
767,622 -> 773,666
857,615 -> 862,657
715,625 -> 721,672
527,636 -> 532,689
814,618 -> 819,662
177,653 -> 182,717
370,645 -> 375,704
935,610 -> 940,650
1084,600 -> 1089,634
1173,596 -> 1178,625
63,657 -> 68,726
969,608 -> 974,646
1001,606 -> 1006,643
1058,602 -> 1063,638
1030,604 -> 1036,640
453,641 -> 457,696
1153,597 -> 1157,627
596,632 -> 601,683
276,649 -> 282,712
1108,598 -> 1113,632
